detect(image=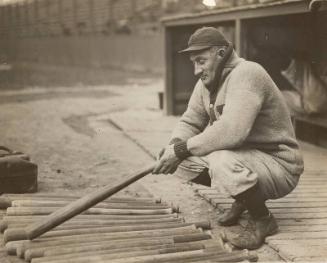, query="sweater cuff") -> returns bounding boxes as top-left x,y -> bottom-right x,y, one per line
174,141 -> 191,160
169,138 -> 183,145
